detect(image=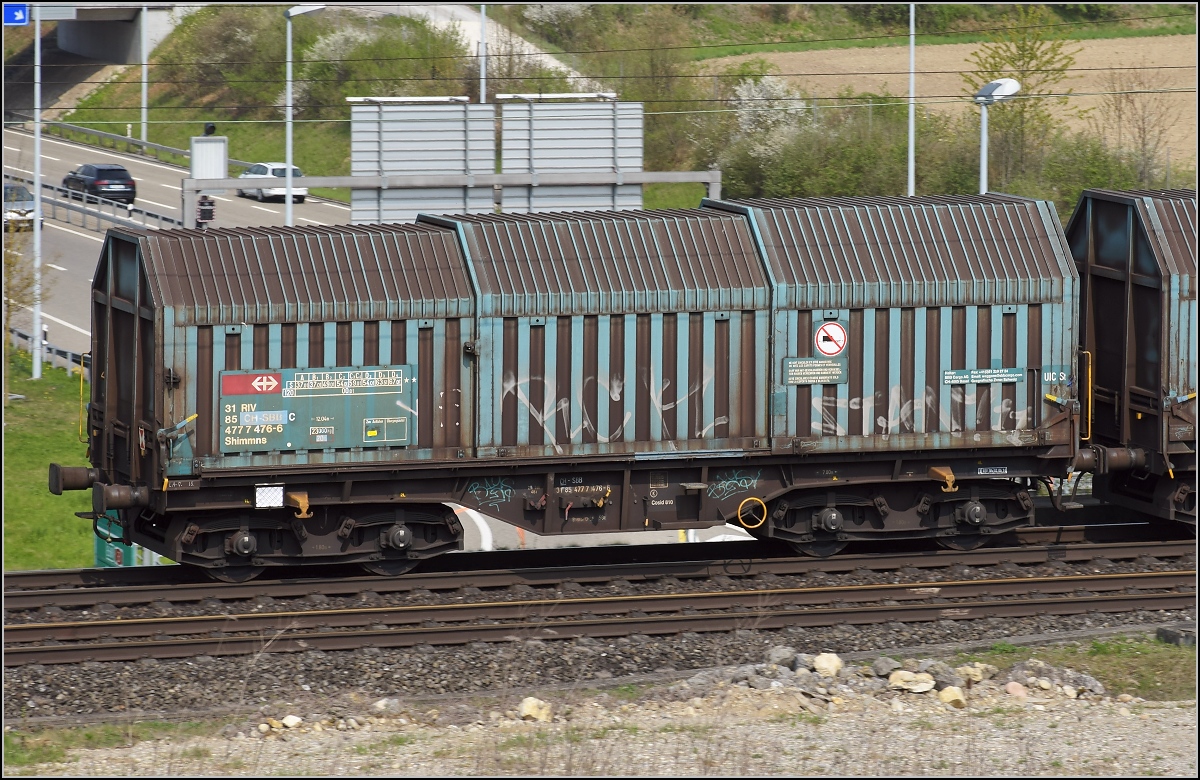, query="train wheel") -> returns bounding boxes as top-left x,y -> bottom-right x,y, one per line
937,534 -> 989,551
790,540 -> 847,558
360,559 -> 420,577
206,566 -> 265,583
